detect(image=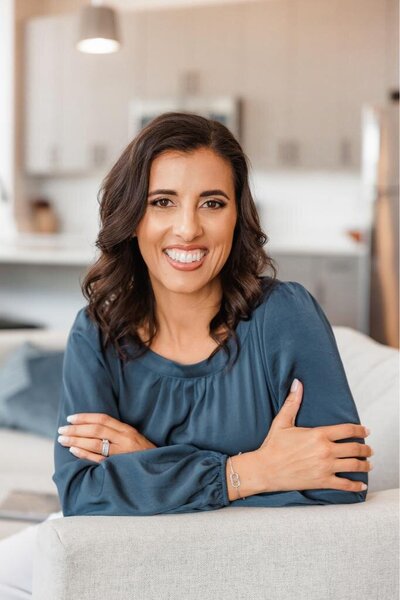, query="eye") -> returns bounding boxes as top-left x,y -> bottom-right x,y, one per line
149,198 -> 172,207
202,200 -> 226,209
